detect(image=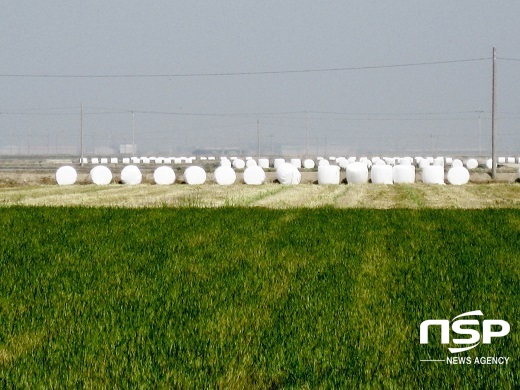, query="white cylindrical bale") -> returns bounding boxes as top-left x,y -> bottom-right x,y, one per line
303,159 -> 315,169
375,159 -> 386,166
110,157 -> 118,164
418,159 -> 430,169
393,165 -> 415,184
232,159 -> 246,169
184,166 -> 206,185
338,159 -> 349,169
220,159 -> 232,168
318,159 -> 330,166
243,166 -> 266,185
90,165 -> 112,185
276,162 -> 301,185
447,166 -> 470,185
273,158 -> 285,169
100,158 -> 108,164
346,162 -> 369,184
290,158 -> 302,168
498,157 -> 506,164
317,165 -> 340,185
153,166 -> 176,185
465,158 -> 478,170
433,157 -> 444,167
421,165 -> 445,184
214,166 -> 236,185
122,158 -> 130,164
451,159 -> 463,168
371,165 -> 393,184
445,157 -> 453,165
383,157 -> 395,166
507,157 -> 515,164
485,159 -> 493,169
245,159 -> 257,168
56,166 -> 78,186
121,165 -> 142,185
399,157 -> 413,166
258,158 -> 270,169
